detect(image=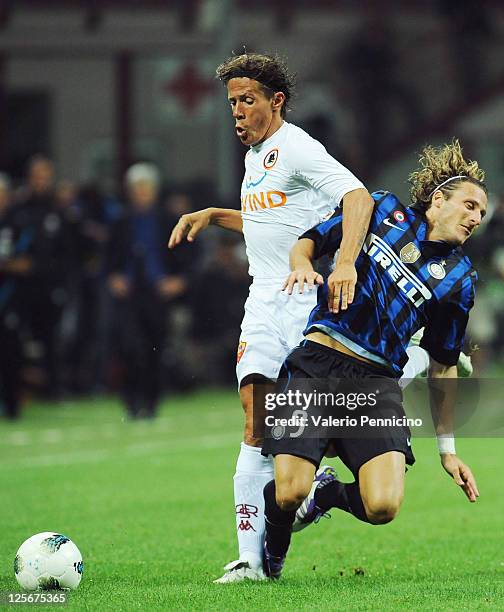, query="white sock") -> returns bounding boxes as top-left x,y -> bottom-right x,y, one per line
233,442 -> 274,569
400,345 -> 430,389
